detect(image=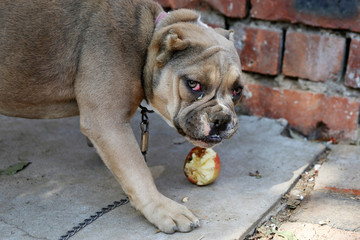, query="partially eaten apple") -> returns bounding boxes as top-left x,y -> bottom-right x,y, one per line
184,147 -> 220,186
